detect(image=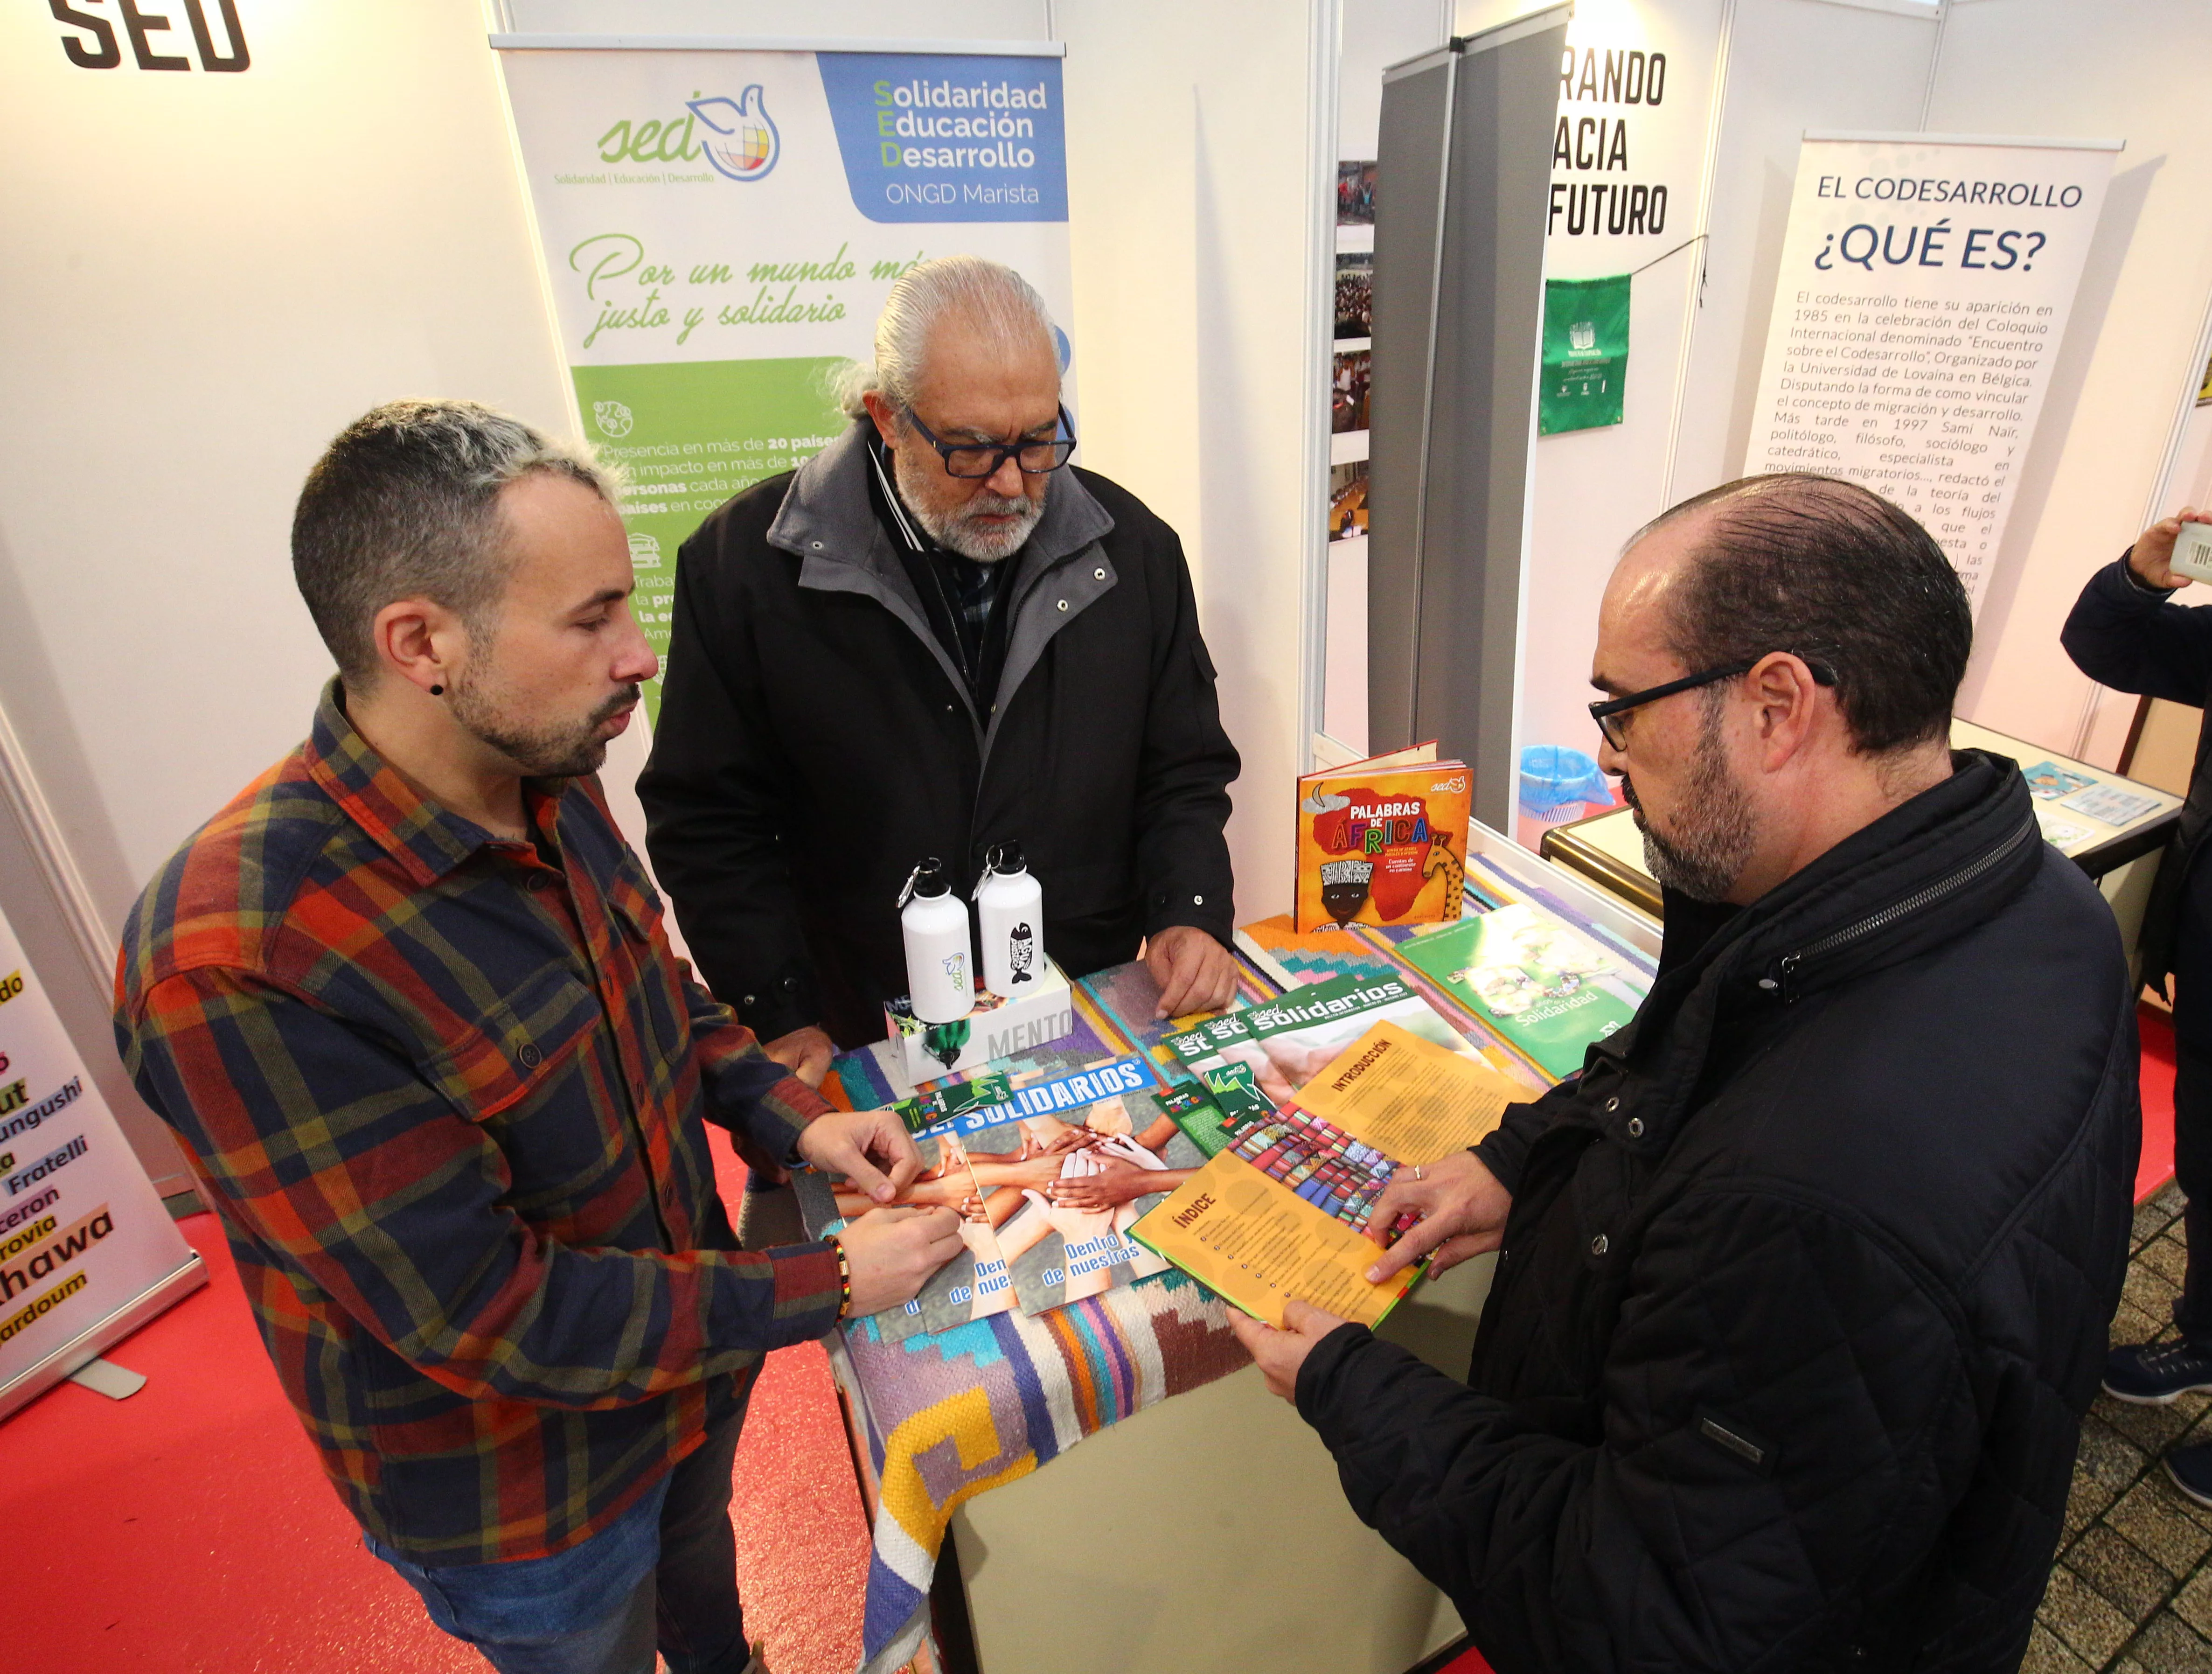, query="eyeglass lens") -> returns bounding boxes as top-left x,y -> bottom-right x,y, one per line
944,438 -> 1075,477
